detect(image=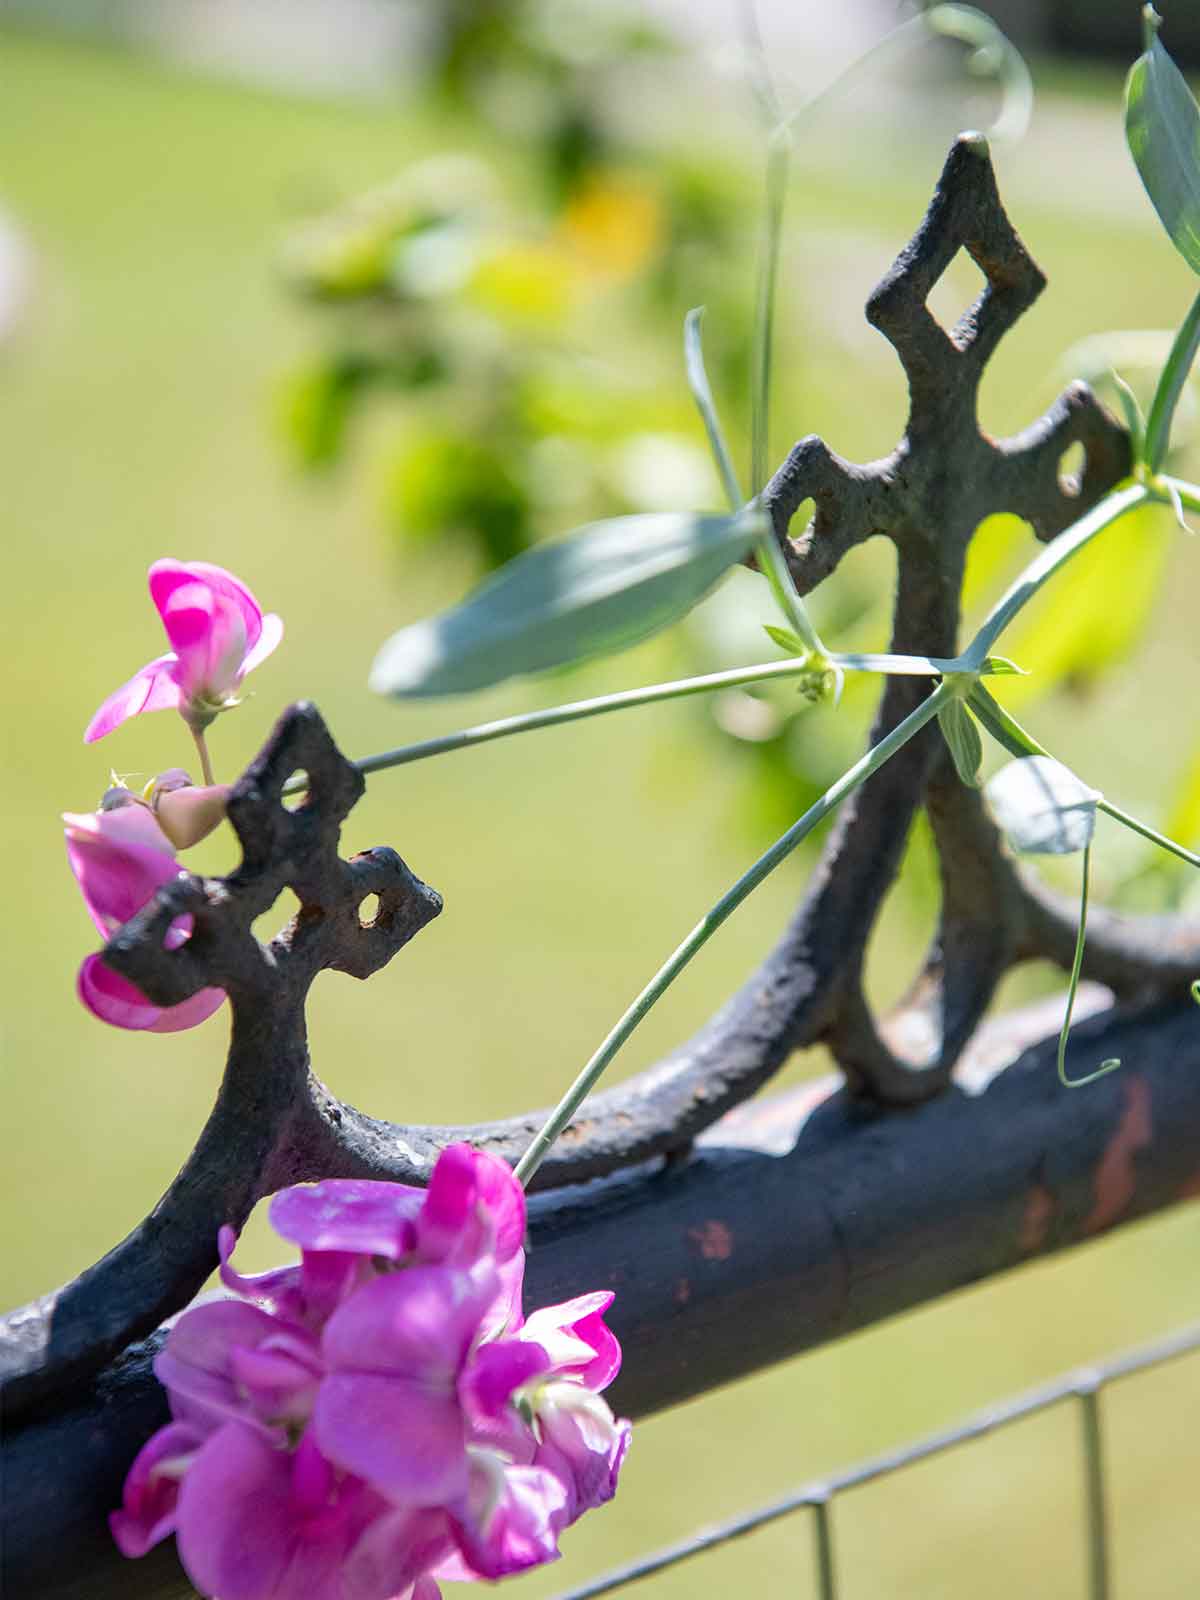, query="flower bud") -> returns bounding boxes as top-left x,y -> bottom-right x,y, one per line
100,785 -> 140,813
153,782 -> 231,850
